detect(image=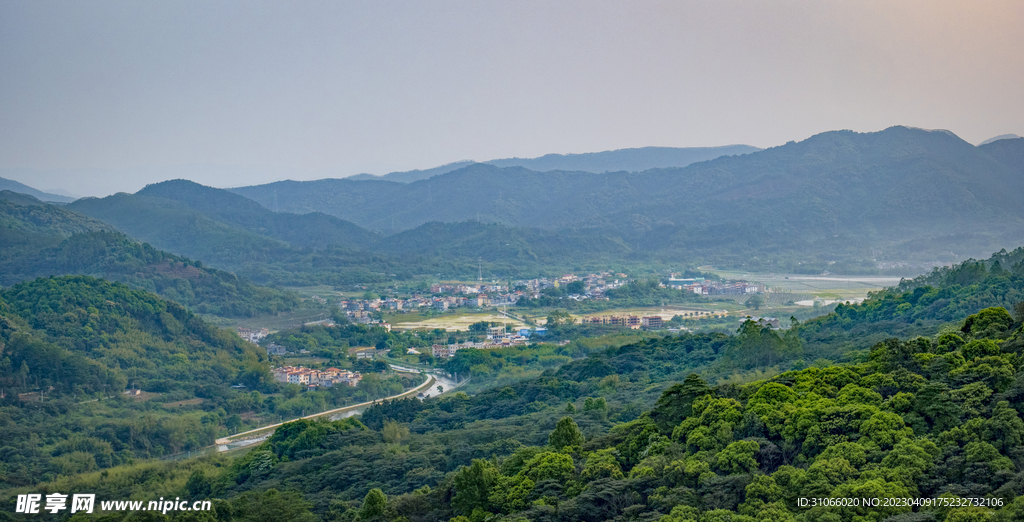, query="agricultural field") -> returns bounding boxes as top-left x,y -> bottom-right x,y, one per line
387,311 -> 526,331
705,269 -> 901,302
